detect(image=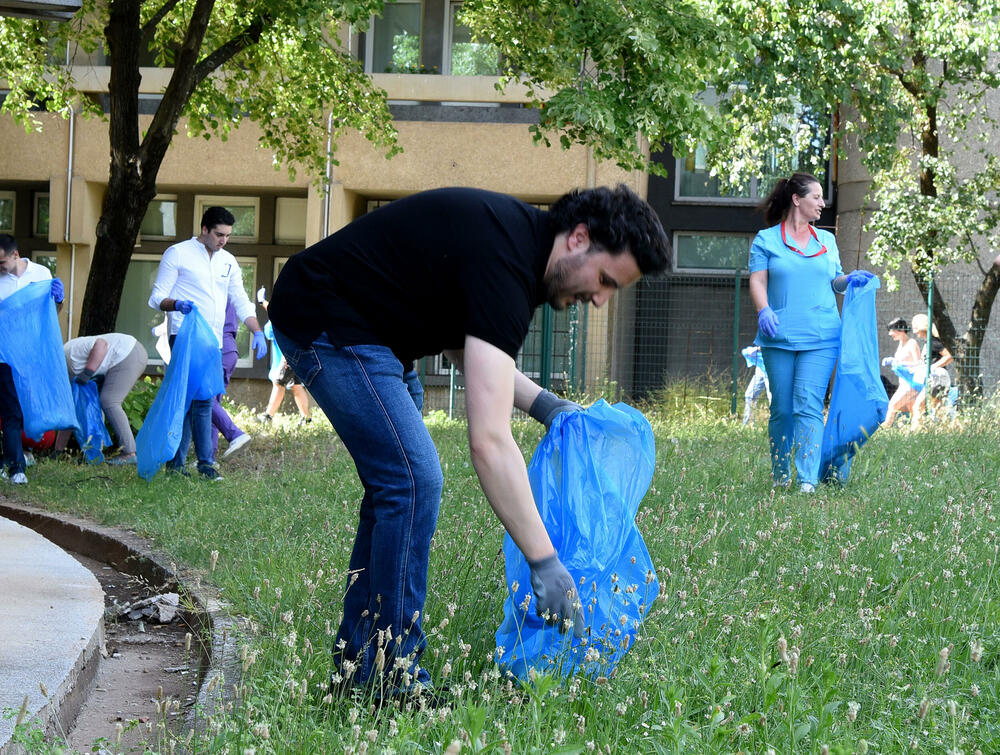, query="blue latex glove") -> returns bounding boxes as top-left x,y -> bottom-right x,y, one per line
50,277 -> 65,304
846,270 -> 876,288
252,330 -> 267,359
881,357 -> 894,368
528,554 -> 584,637
757,306 -> 779,338
174,300 -> 194,314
